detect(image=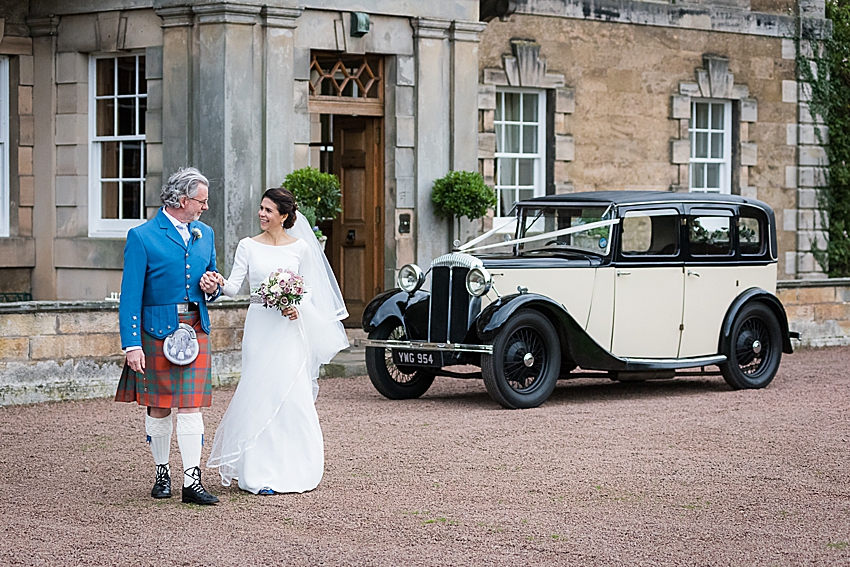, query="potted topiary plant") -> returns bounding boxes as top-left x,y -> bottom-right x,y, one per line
431,170 -> 497,245
282,167 -> 342,250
